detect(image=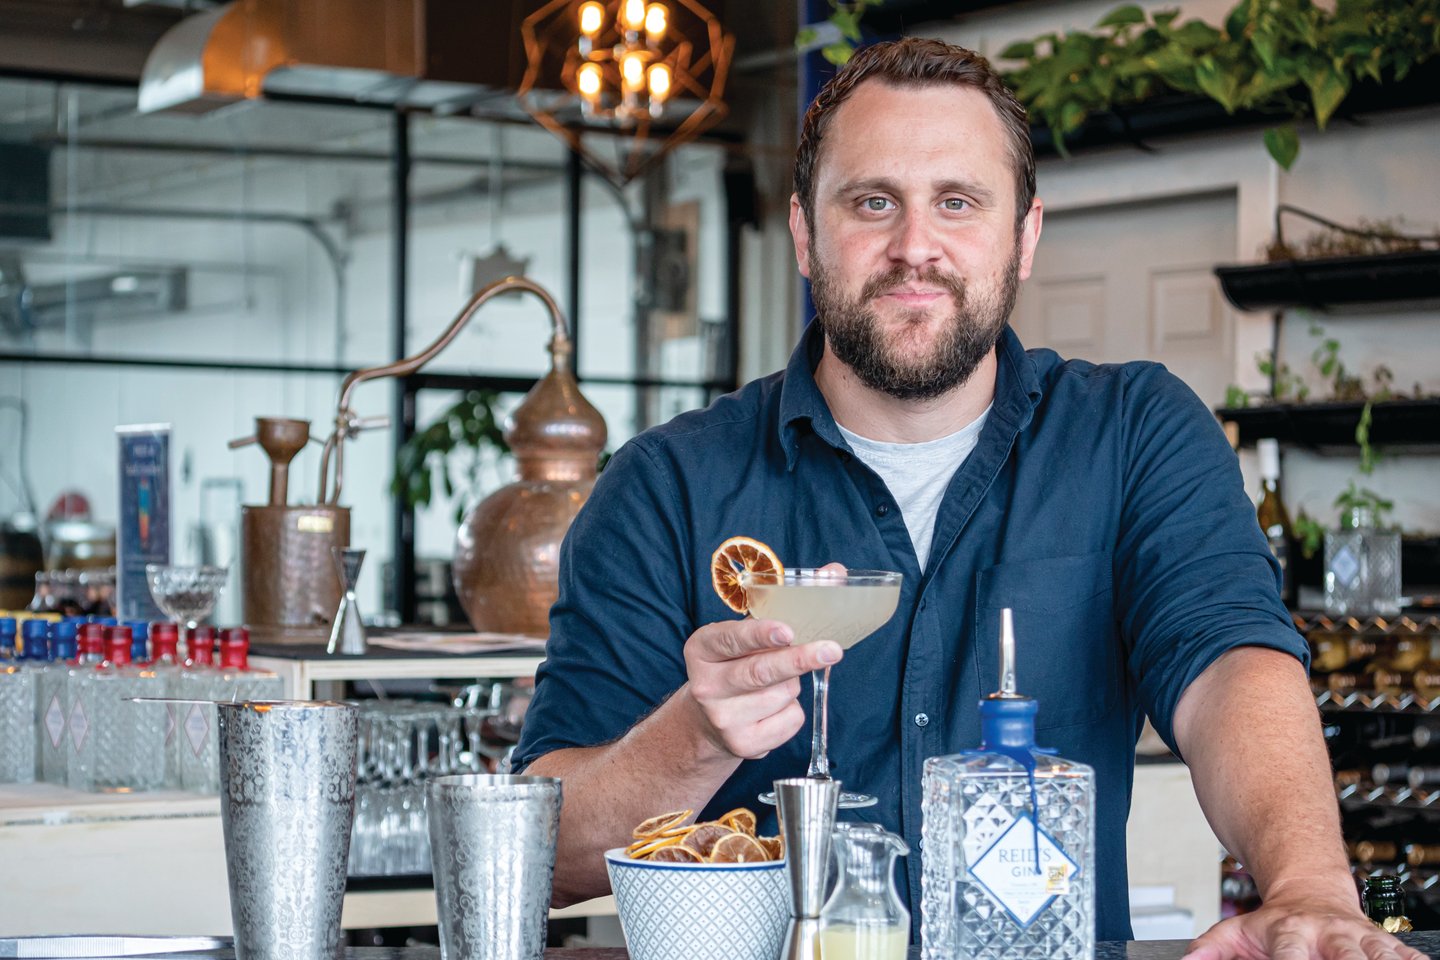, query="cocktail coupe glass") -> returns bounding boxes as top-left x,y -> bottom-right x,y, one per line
744,568 -> 903,809
145,563 -> 229,632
